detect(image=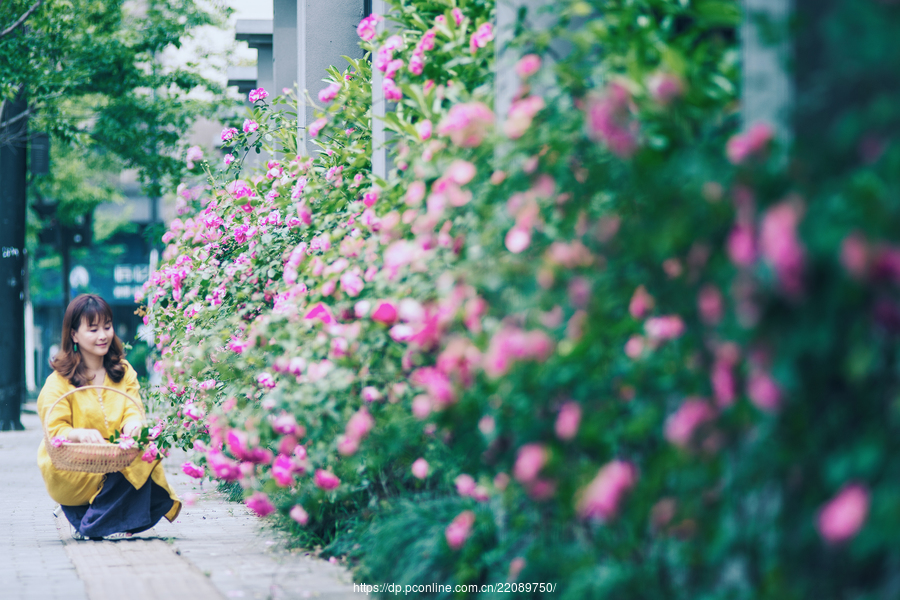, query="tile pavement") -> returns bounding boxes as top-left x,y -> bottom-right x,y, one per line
0,411 -> 360,600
